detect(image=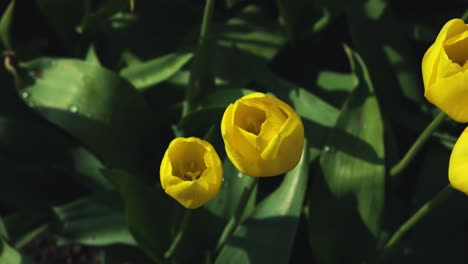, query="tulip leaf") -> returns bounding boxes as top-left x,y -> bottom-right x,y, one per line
215,141 -> 309,264
11,58 -> 155,175
120,52 -> 193,91
85,45 -> 101,65
205,159 -> 257,220
0,217 -> 7,240
0,238 -> 33,264
214,5 -> 286,61
53,191 -> 136,246
309,46 -> 385,263
0,0 -> 15,50
102,168 -> 182,263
